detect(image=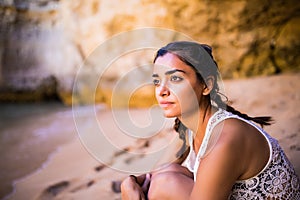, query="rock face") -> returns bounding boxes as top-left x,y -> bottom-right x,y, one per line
0,0 -> 299,104
0,0 -> 82,102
